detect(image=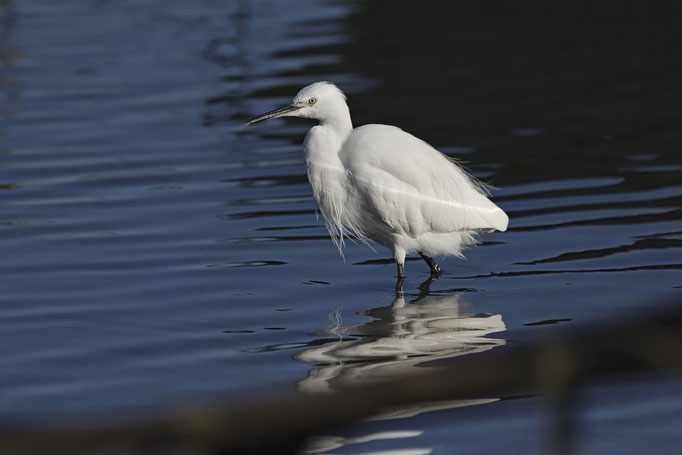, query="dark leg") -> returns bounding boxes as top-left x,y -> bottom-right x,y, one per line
396,261 -> 405,278
419,252 -> 441,277
395,262 -> 405,295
